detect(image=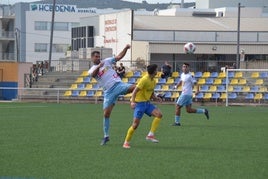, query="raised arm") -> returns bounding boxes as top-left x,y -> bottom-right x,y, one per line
115,44 -> 131,61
